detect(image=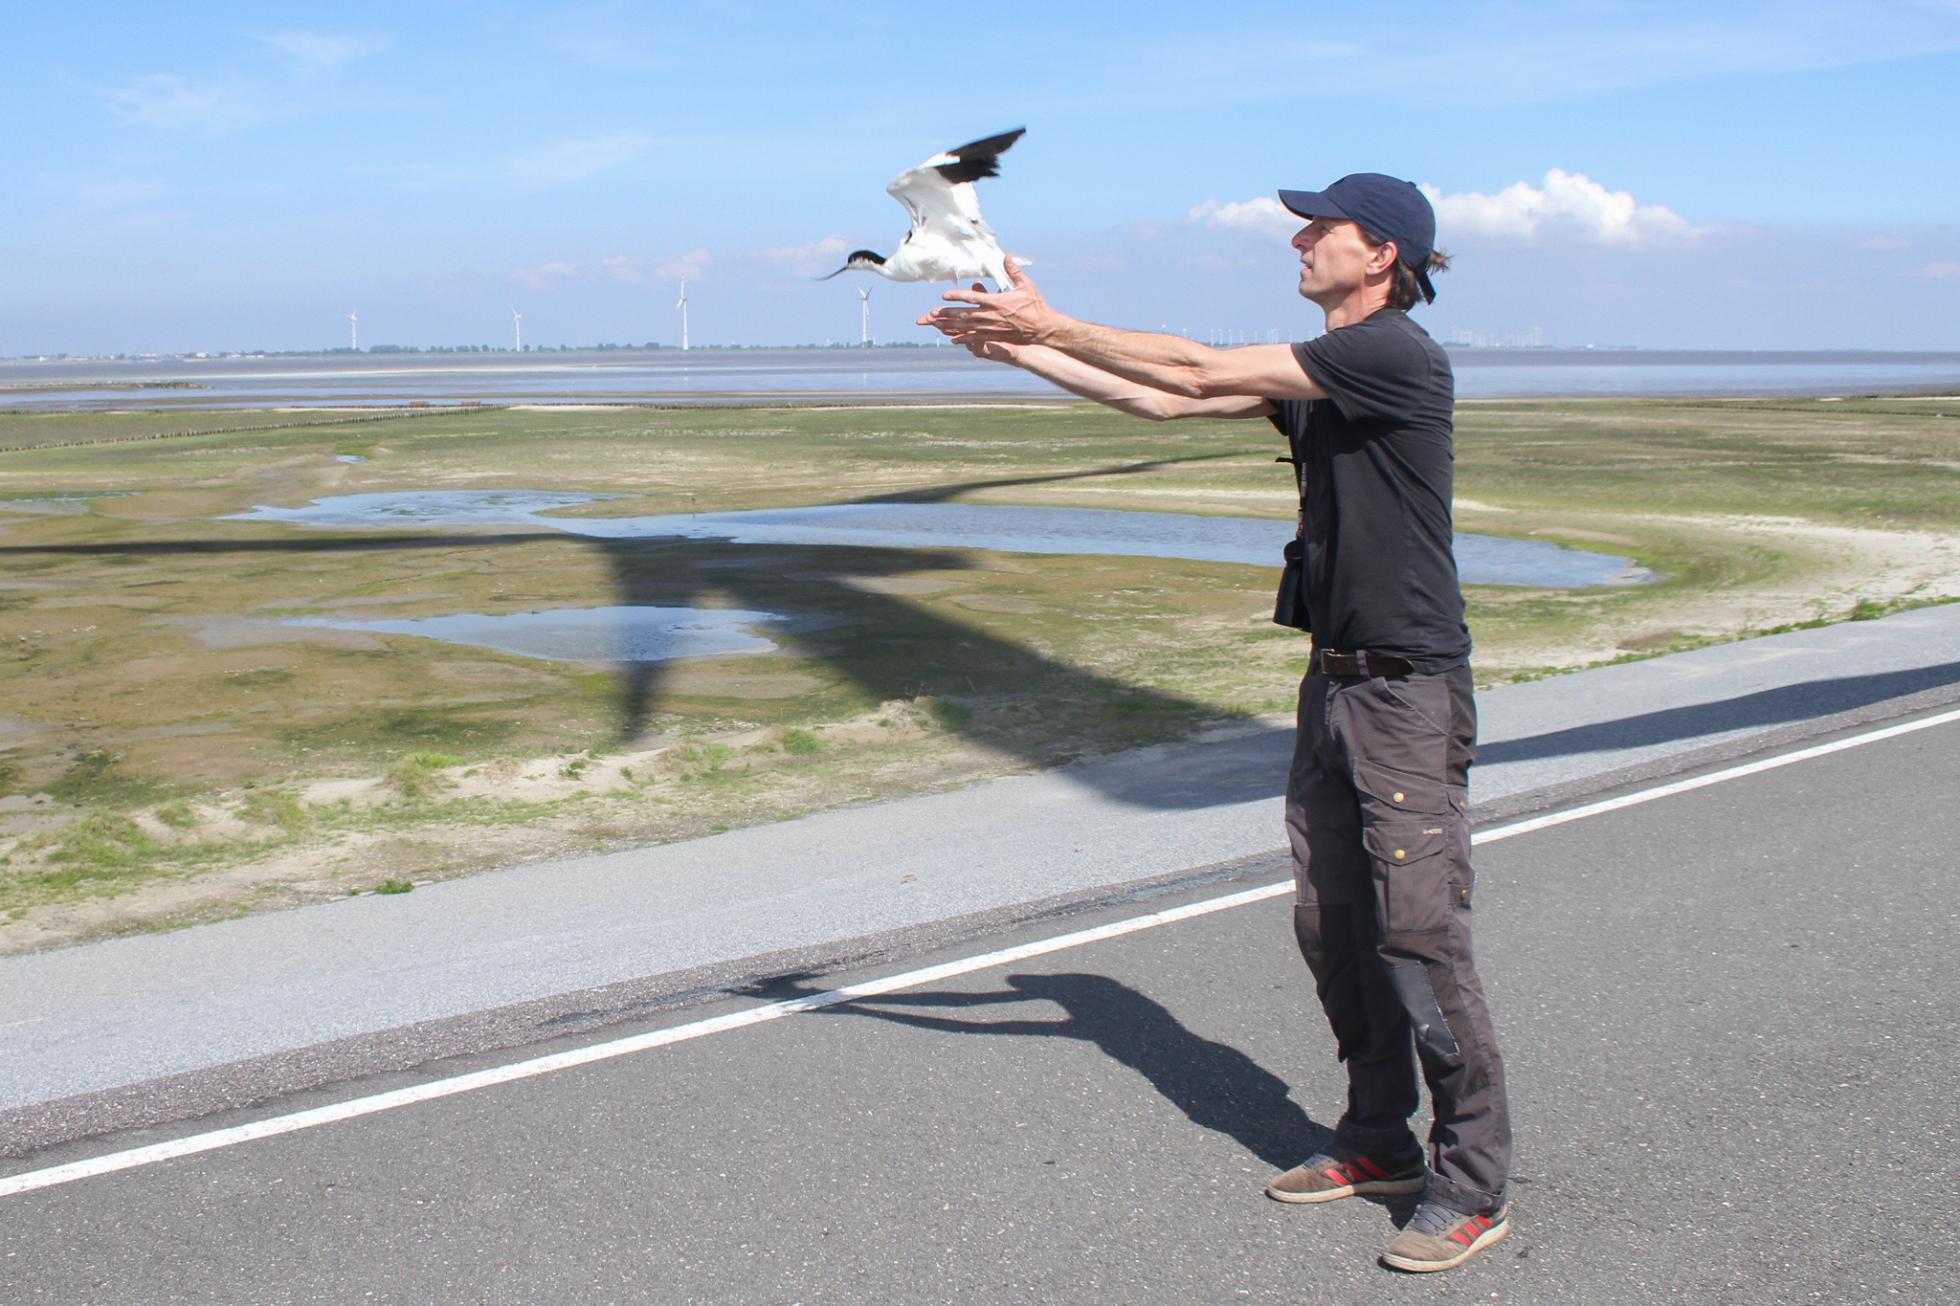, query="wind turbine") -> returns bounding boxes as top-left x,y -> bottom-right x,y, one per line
511,308 -> 523,352
858,287 -> 871,346
675,277 -> 689,351
347,309 -> 358,352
